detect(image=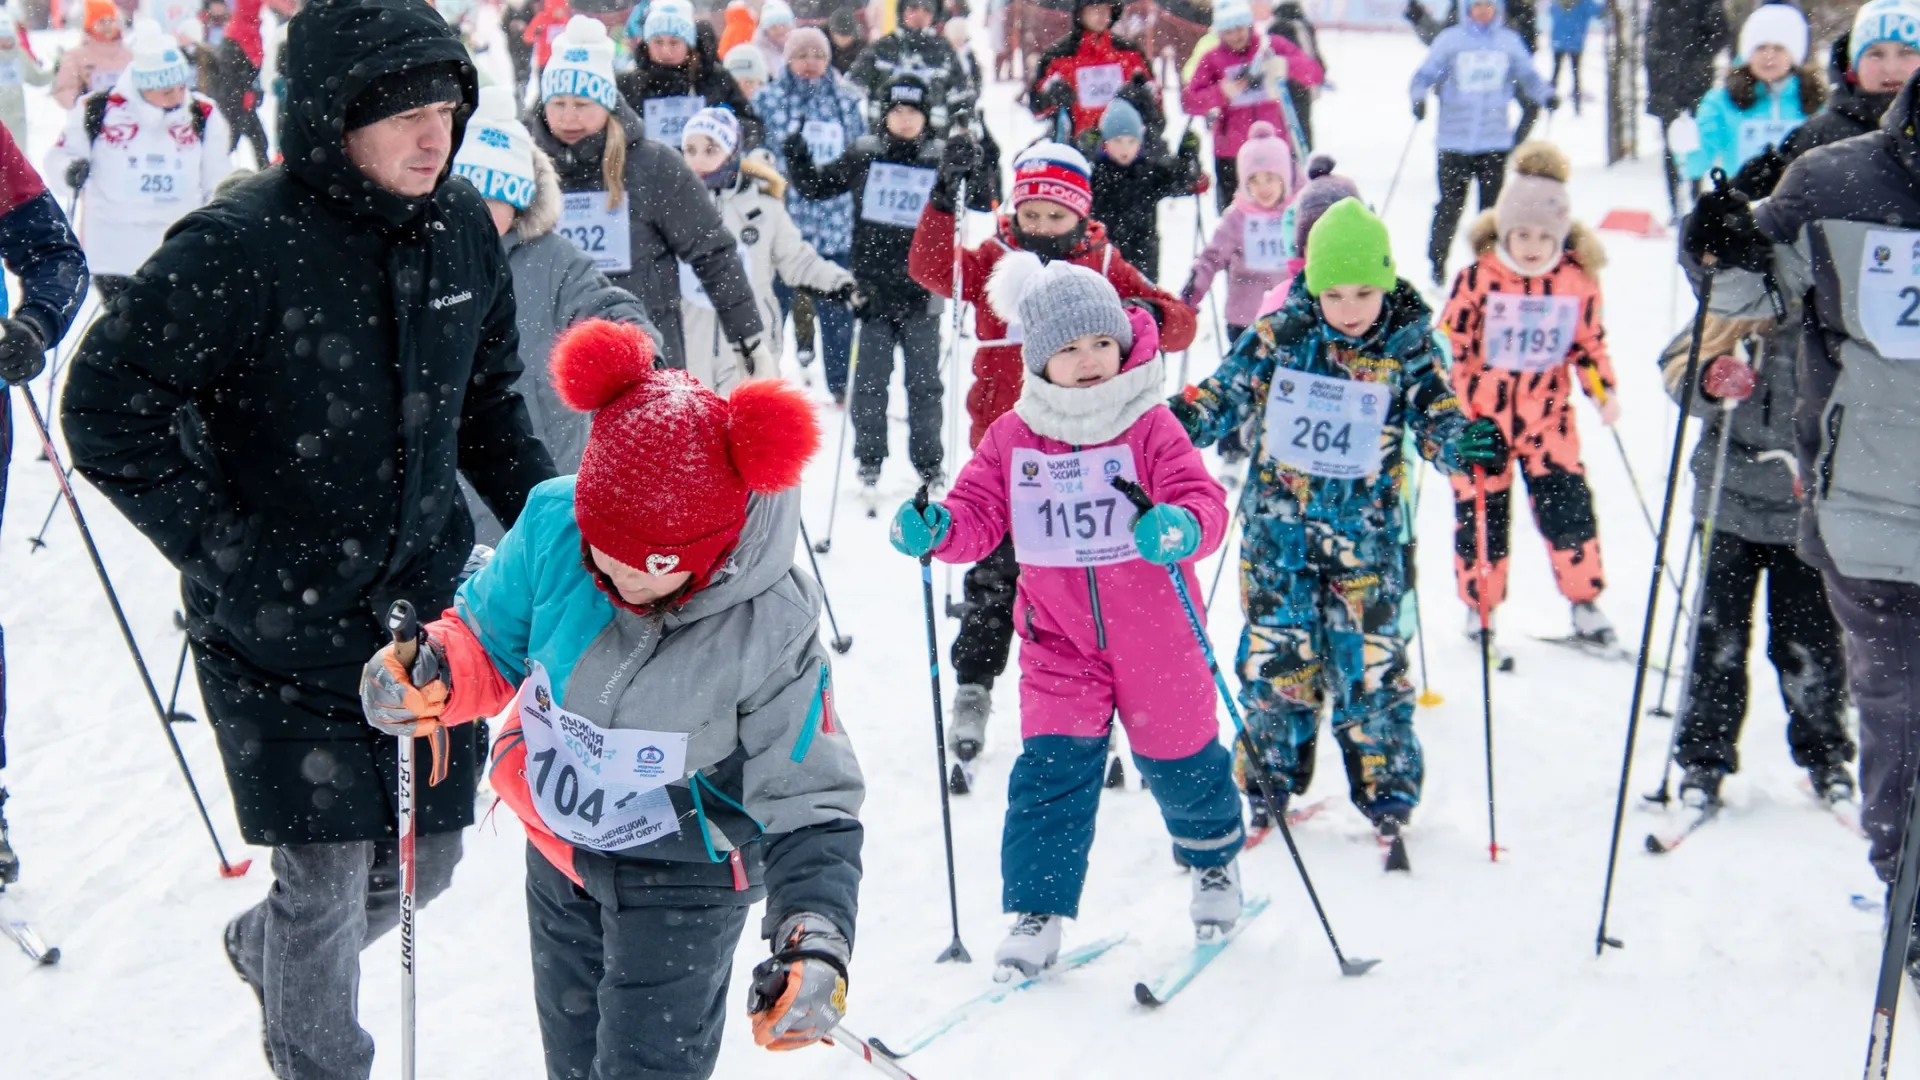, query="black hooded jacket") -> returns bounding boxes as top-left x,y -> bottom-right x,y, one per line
615,37 -> 763,150
1781,37 -> 1896,165
60,0 -> 555,846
